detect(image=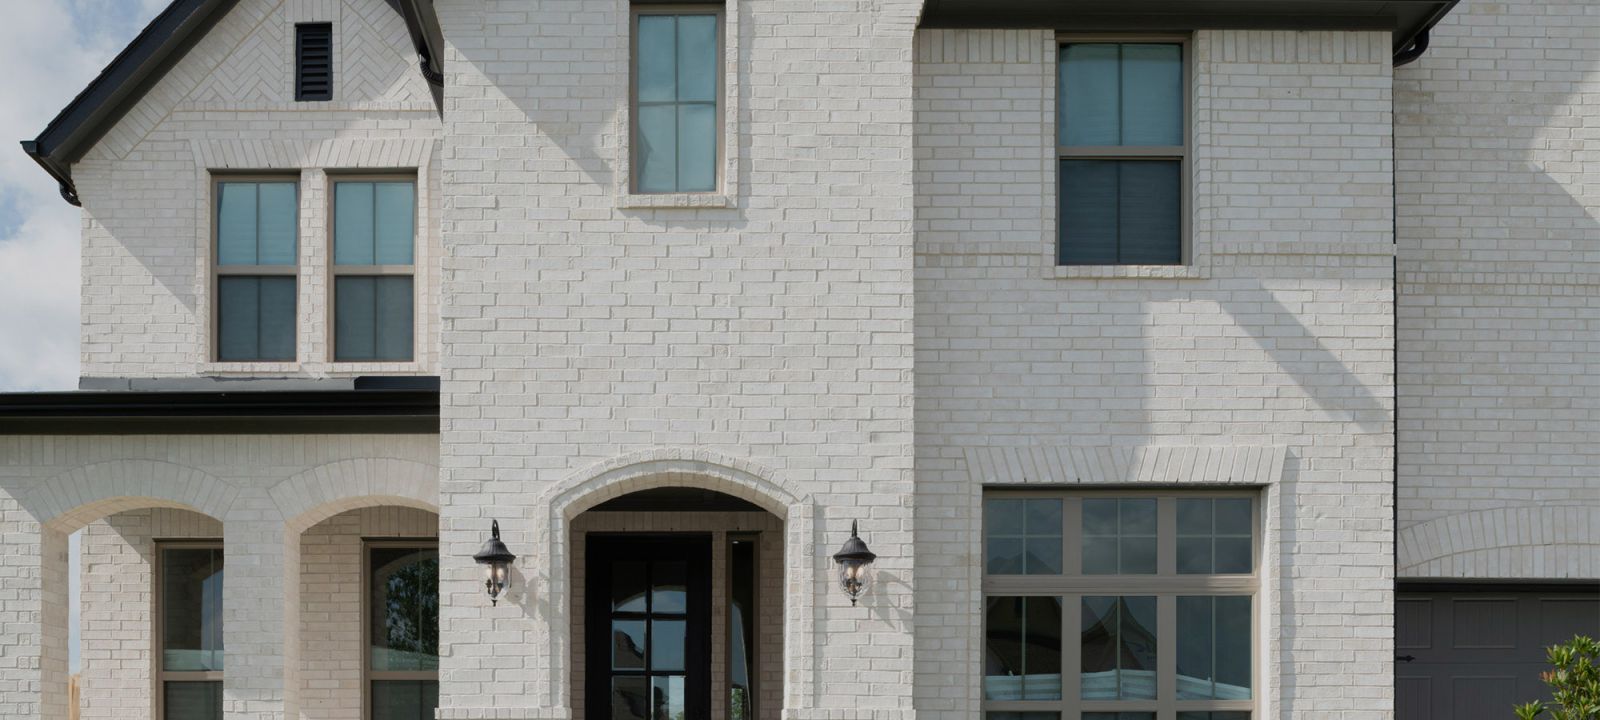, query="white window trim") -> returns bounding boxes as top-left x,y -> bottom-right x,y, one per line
616,1 -> 740,208
1048,34 -> 1211,280
981,489 -> 1260,719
